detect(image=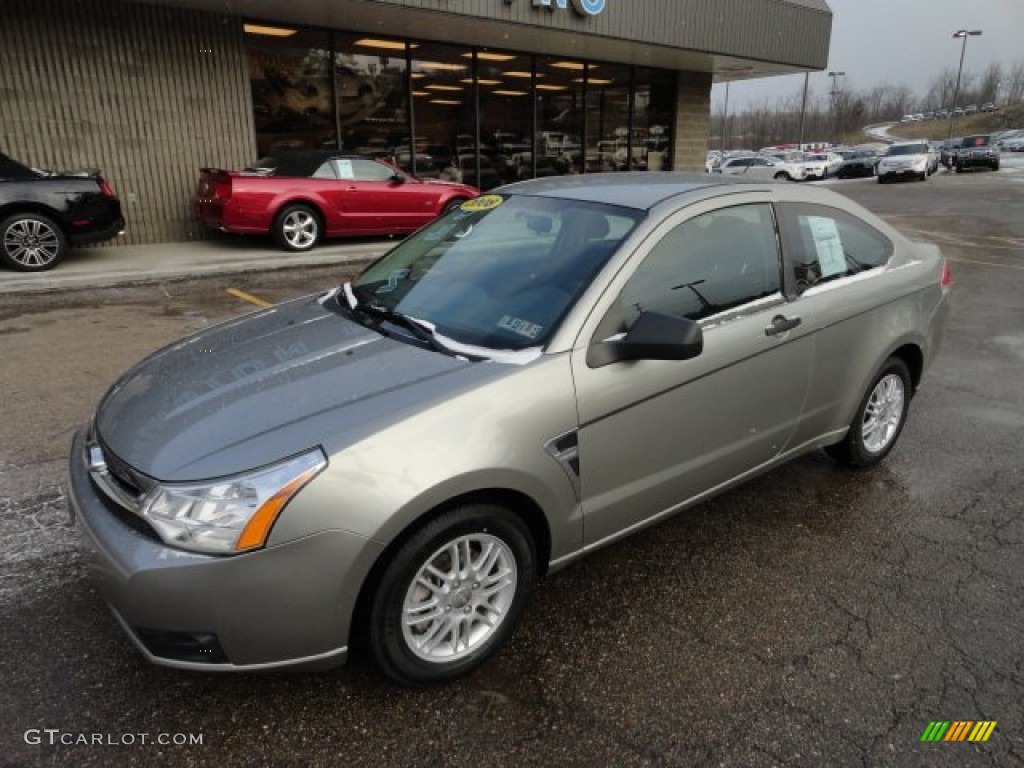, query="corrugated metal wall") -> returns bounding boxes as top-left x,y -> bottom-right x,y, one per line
0,0 -> 255,244
371,0 -> 832,69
